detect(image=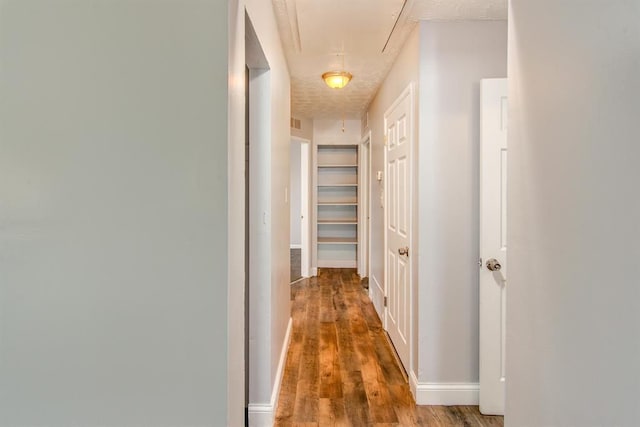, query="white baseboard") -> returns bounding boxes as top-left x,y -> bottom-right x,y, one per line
371,274 -> 383,294
290,276 -> 306,285
246,403 -> 273,427
369,275 -> 385,320
248,317 -> 293,427
310,267 -> 318,276
290,244 -> 302,249
410,371 -> 479,405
